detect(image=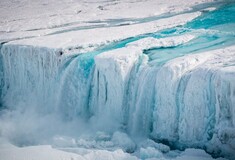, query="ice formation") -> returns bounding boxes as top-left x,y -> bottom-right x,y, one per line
0,0 -> 235,160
